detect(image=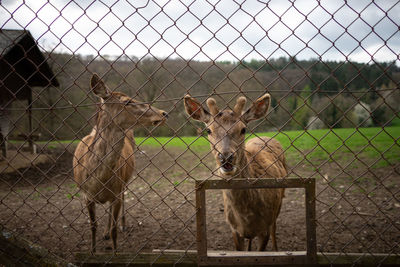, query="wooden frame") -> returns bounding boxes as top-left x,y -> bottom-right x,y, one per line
195,178 -> 317,266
